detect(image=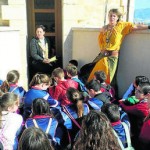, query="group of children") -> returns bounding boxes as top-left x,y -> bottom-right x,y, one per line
0,60 -> 150,150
